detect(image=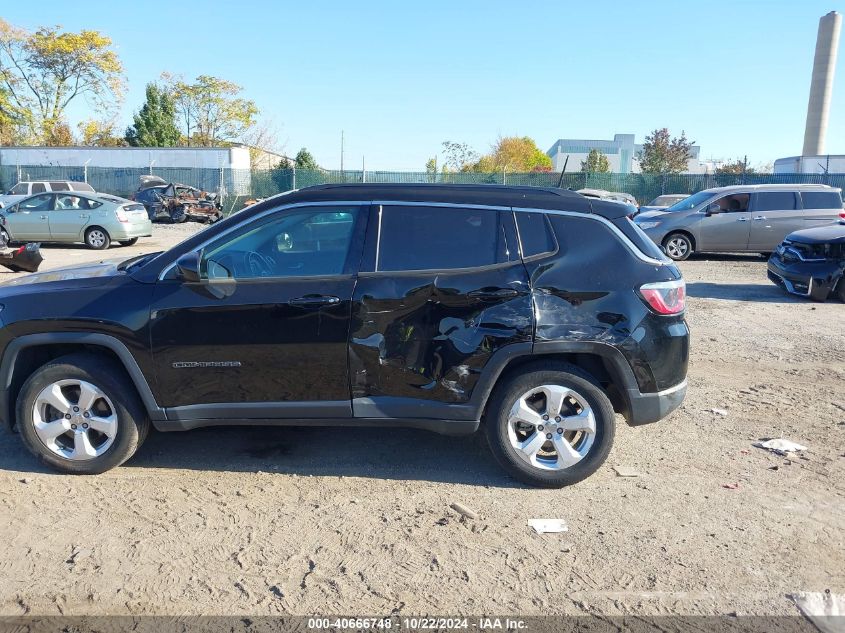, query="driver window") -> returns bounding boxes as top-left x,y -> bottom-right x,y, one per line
712,193 -> 750,213
202,206 -> 359,280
